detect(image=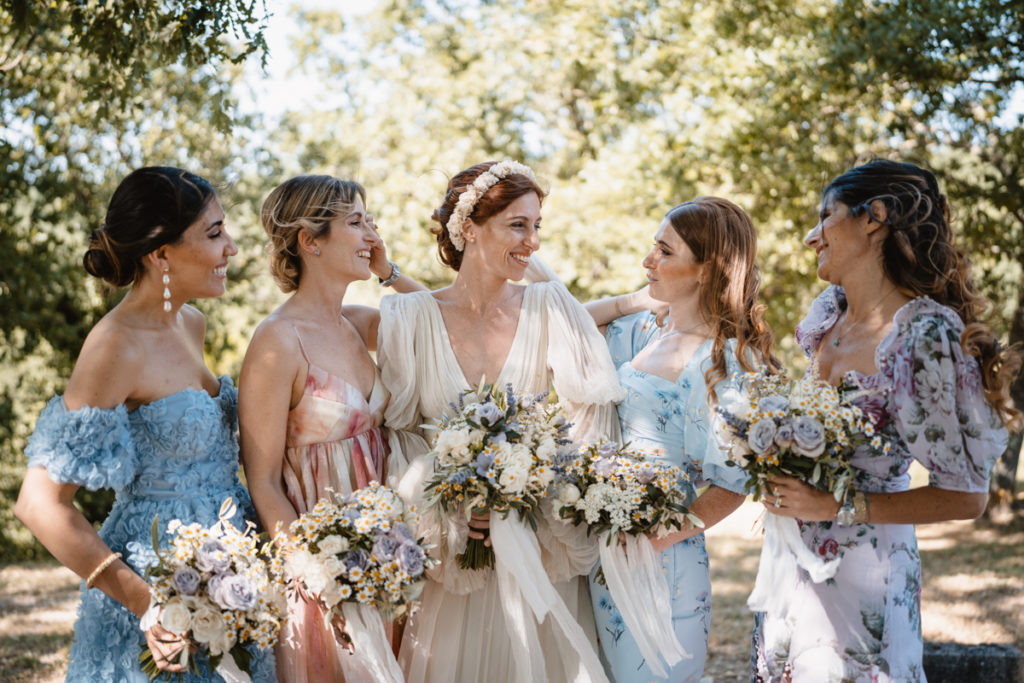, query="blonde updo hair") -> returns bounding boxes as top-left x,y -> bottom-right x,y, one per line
261,175 -> 366,292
